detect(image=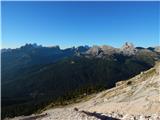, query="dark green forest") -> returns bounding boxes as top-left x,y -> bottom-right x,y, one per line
2,44 -> 160,119
2,54 -> 156,119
